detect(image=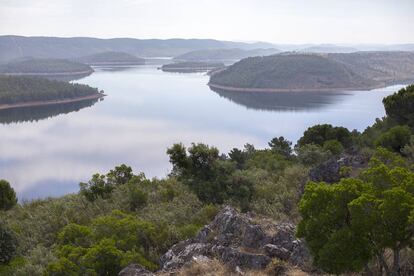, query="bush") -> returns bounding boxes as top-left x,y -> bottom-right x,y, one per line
375,125 -> 412,153
0,222 -> 18,264
323,139 -> 344,155
296,144 -> 331,166
268,136 -> 293,158
79,173 -> 114,202
383,84 -> 414,127
0,180 -> 17,211
297,124 -> 352,148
